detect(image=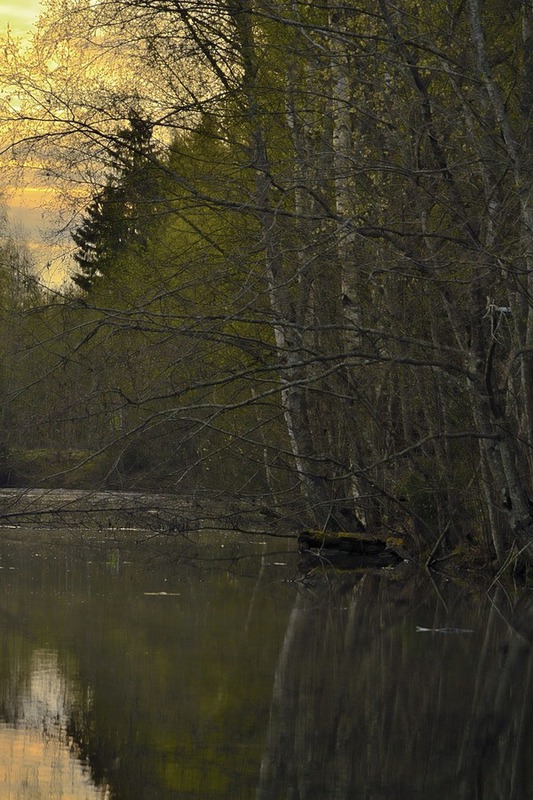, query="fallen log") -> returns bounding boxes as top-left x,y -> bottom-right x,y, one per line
297,530 -> 407,568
